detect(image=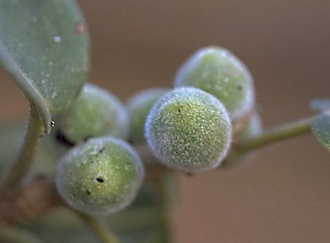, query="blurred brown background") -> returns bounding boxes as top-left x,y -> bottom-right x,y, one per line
1,0 -> 330,242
